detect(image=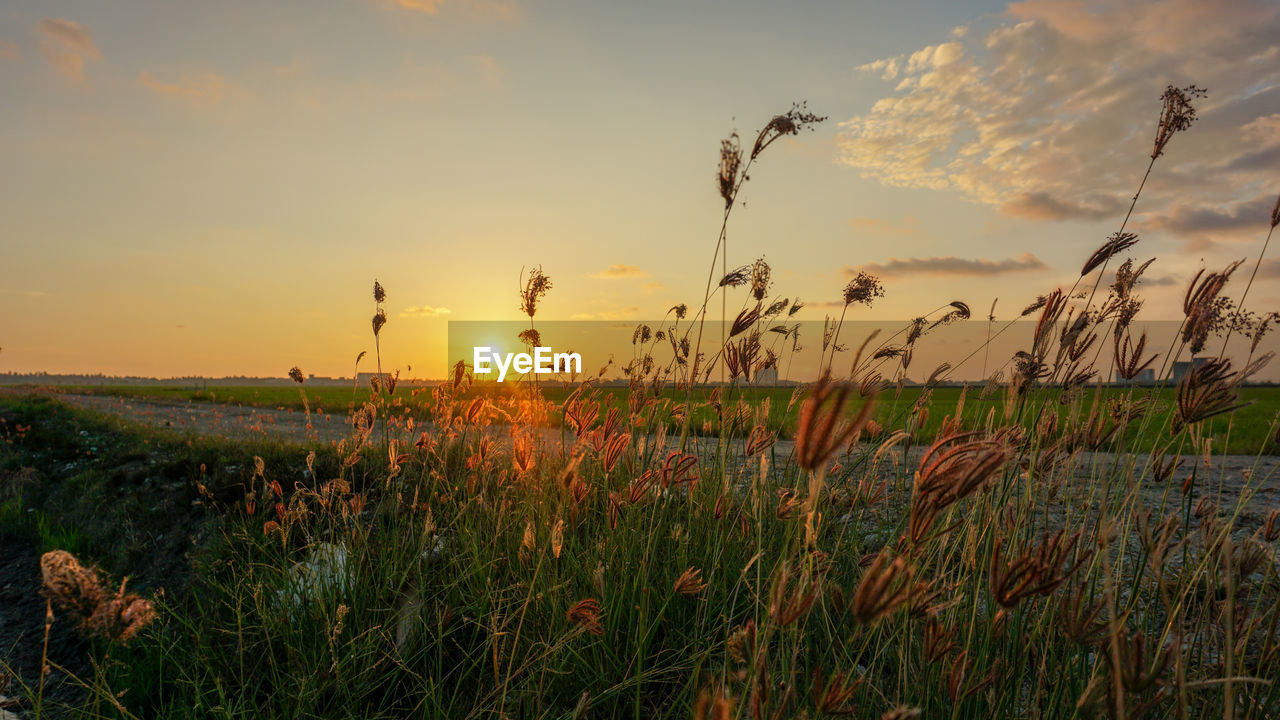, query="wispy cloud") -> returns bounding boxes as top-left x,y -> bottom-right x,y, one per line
0,41 -> 20,63
850,253 -> 1047,277
138,70 -> 250,108
38,18 -> 101,84
839,0 -> 1280,238
400,305 -> 452,318
588,264 -> 649,279
375,0 -> 518,21
1000,192 -> 1124,222
389,0 -> 447,12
